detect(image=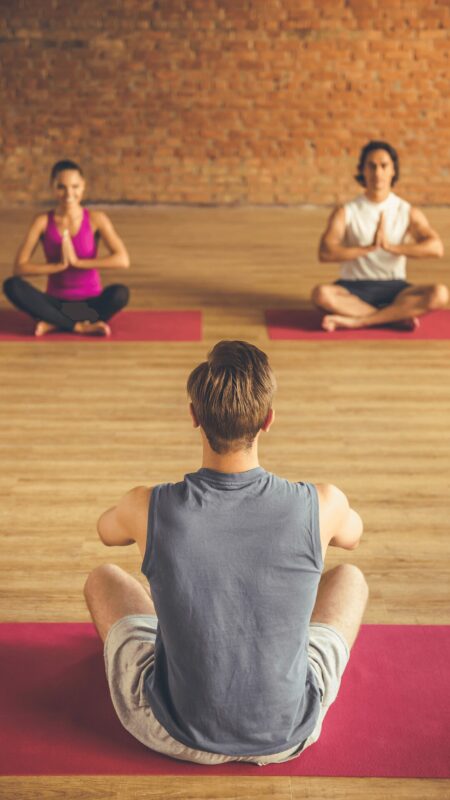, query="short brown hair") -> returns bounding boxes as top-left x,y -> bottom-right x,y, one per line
187,340 -> 276,454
